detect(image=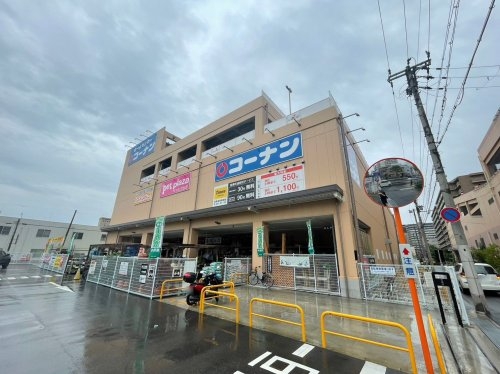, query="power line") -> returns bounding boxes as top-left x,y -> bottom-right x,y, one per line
438,0 -> 497,144
435,64 -> 500,69
378,0 -> 405,156
402,0 -> 410,60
